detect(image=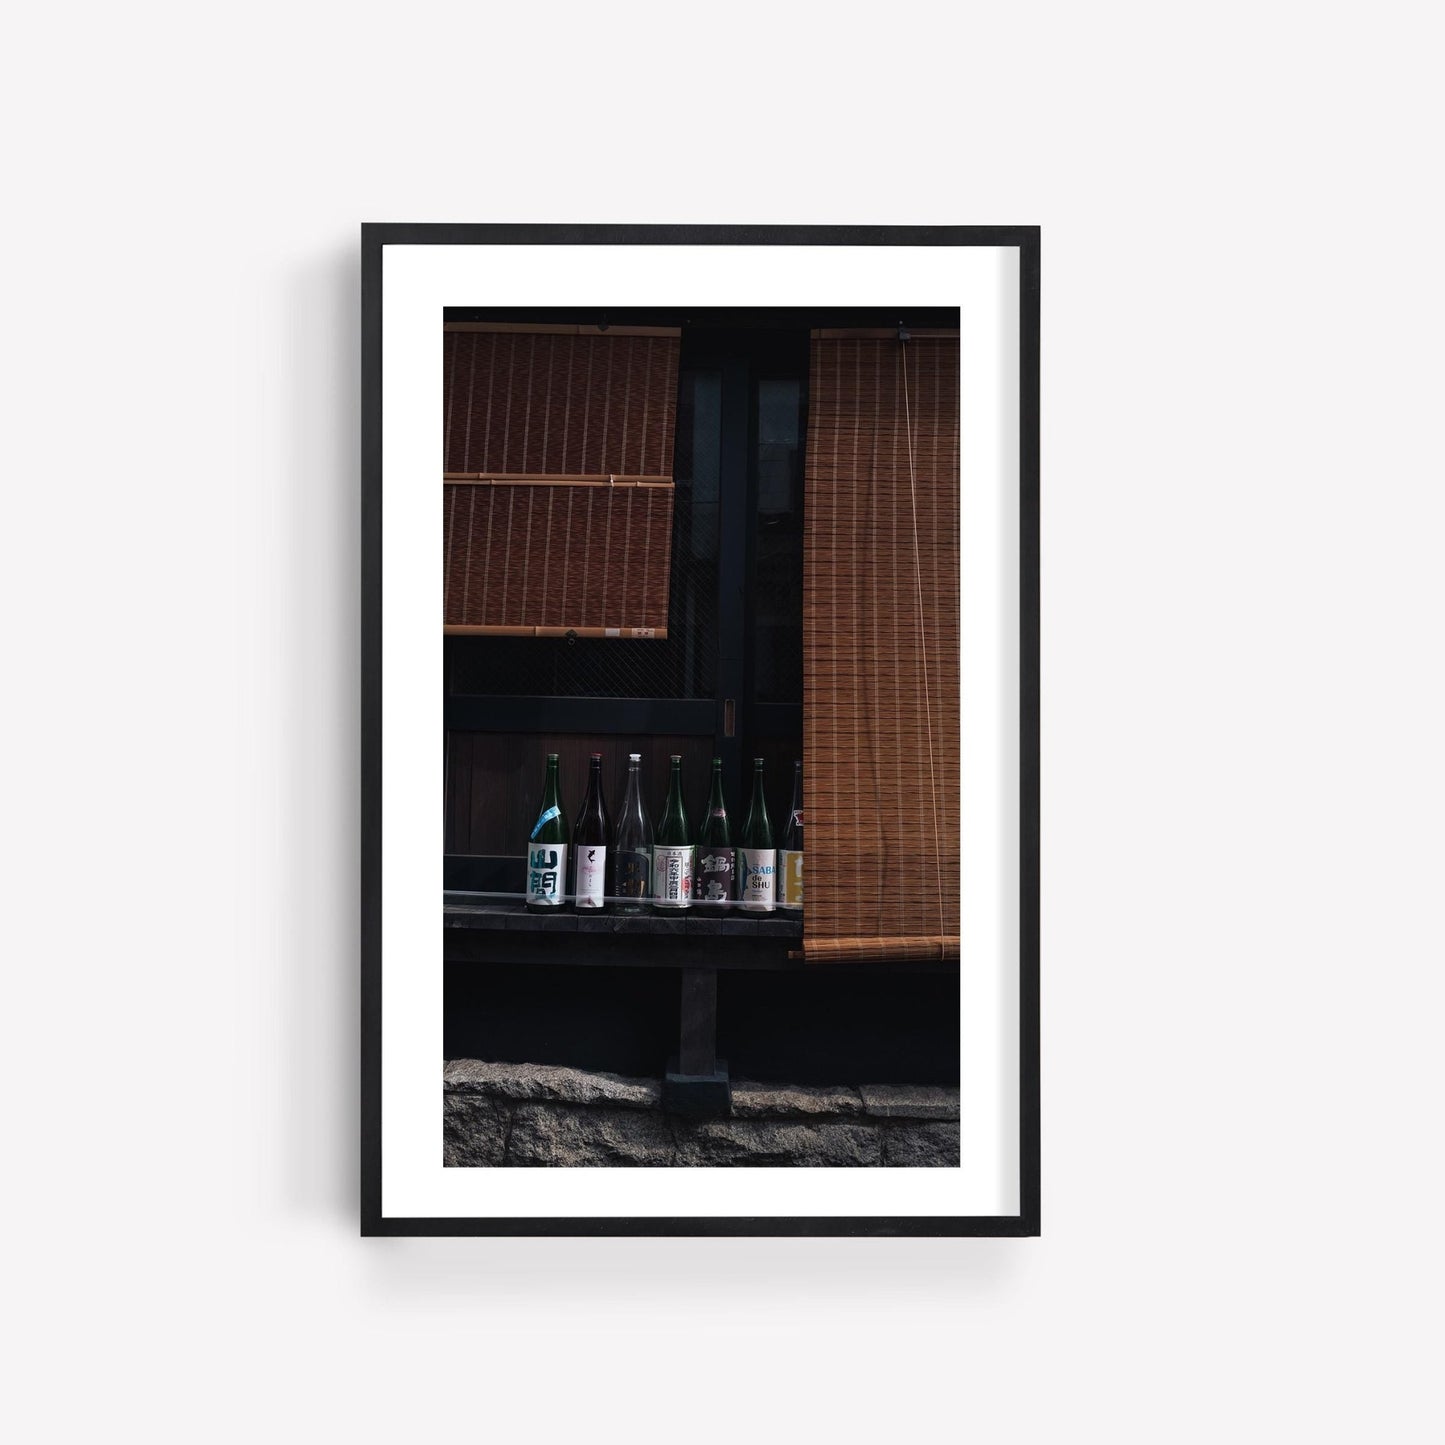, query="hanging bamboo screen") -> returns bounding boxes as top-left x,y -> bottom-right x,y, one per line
443,325 -> 681,637
801,334 -> 961,964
